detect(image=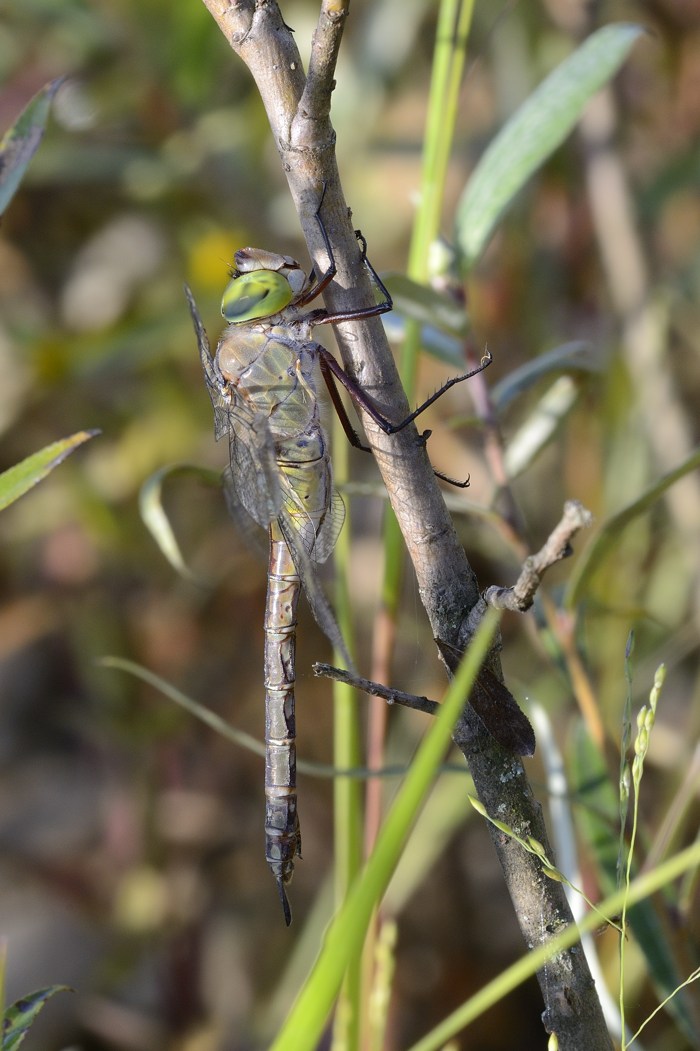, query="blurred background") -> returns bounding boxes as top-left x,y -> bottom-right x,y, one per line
0,1 -> 699,1048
